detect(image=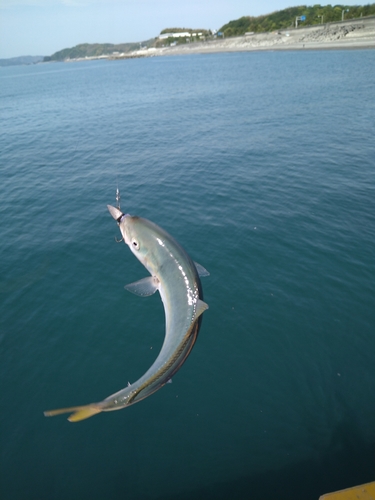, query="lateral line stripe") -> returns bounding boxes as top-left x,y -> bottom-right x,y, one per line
127,321 -> 198,404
